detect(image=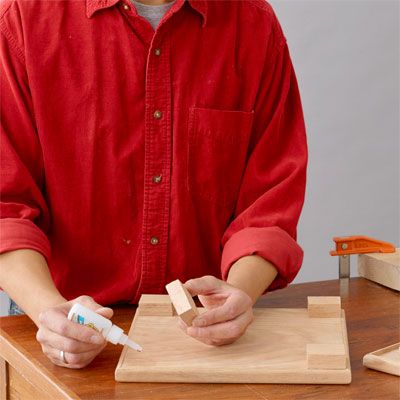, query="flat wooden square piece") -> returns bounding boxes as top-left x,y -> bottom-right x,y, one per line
115,301 -> 351,384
